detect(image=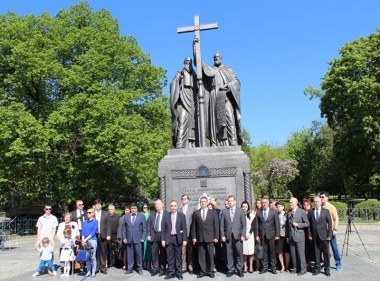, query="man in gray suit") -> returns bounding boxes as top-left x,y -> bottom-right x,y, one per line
220,195 -> 247,278
286,197 -> 310,276
178,194 -> 196,274
307,196 -> 332,276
